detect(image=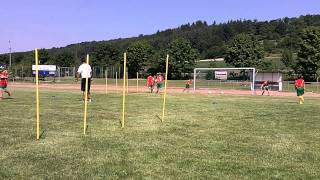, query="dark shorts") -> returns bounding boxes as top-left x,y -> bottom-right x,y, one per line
157,83 -> 163,89
0,85 -> 7,90
296,87 -> 304,96
81,78 -> 91,92
262,86 -> 269,91
185,84 -> 190,89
